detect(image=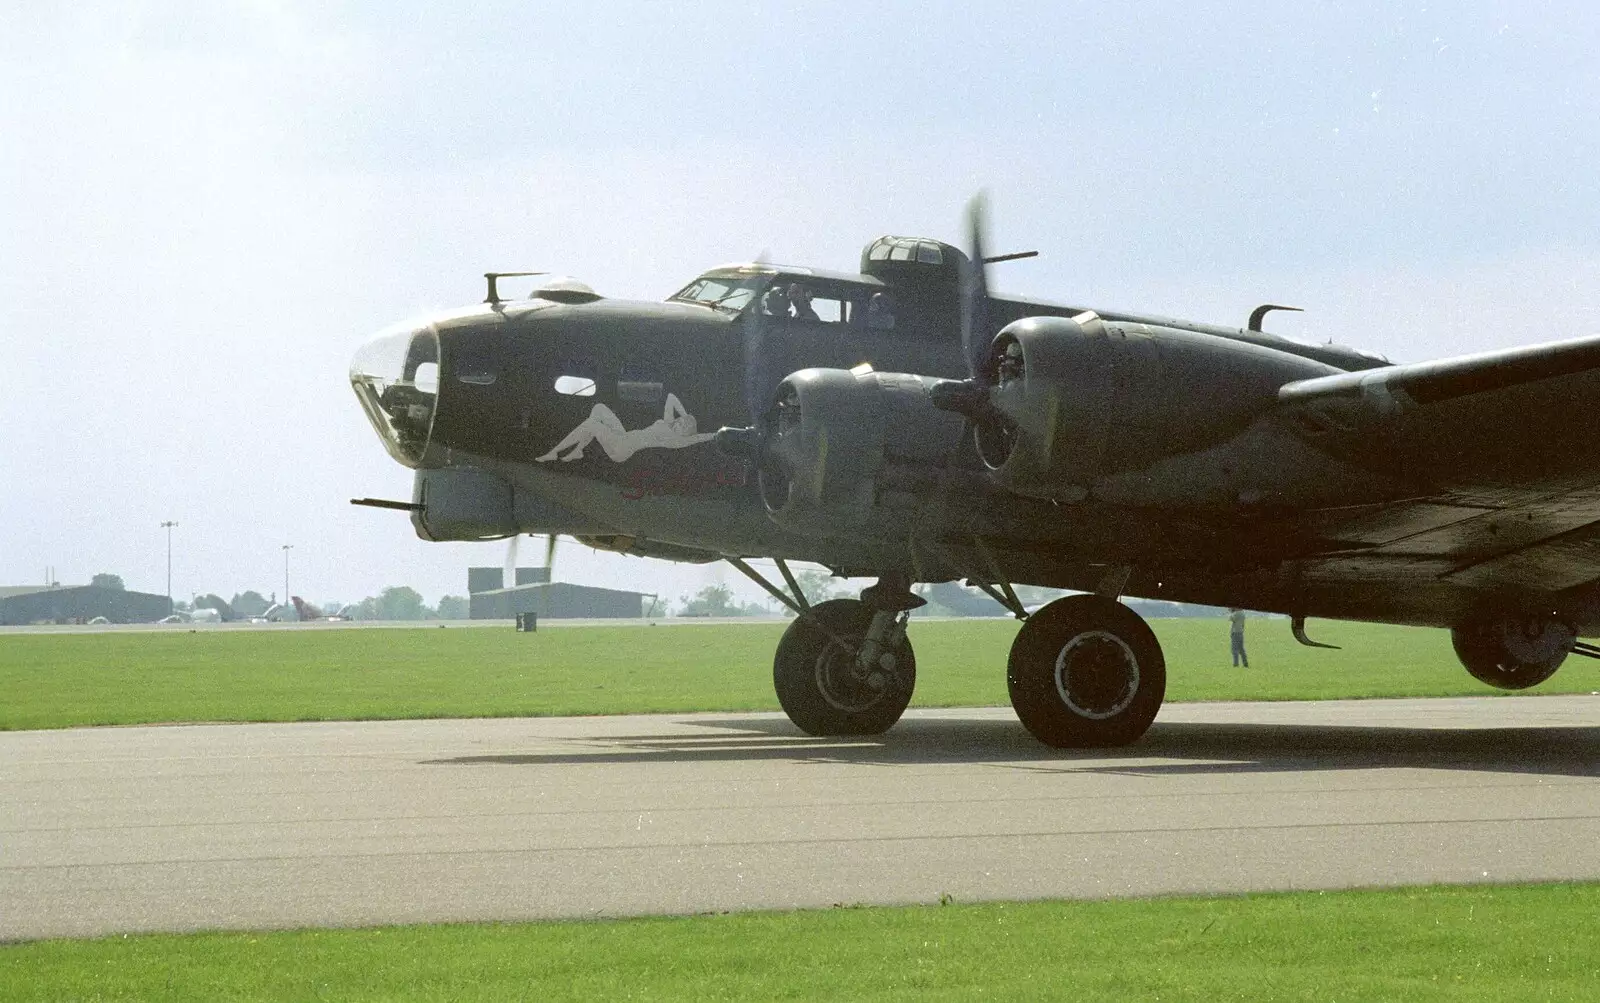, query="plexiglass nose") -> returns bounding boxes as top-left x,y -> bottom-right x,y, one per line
350,322 -> 441,467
